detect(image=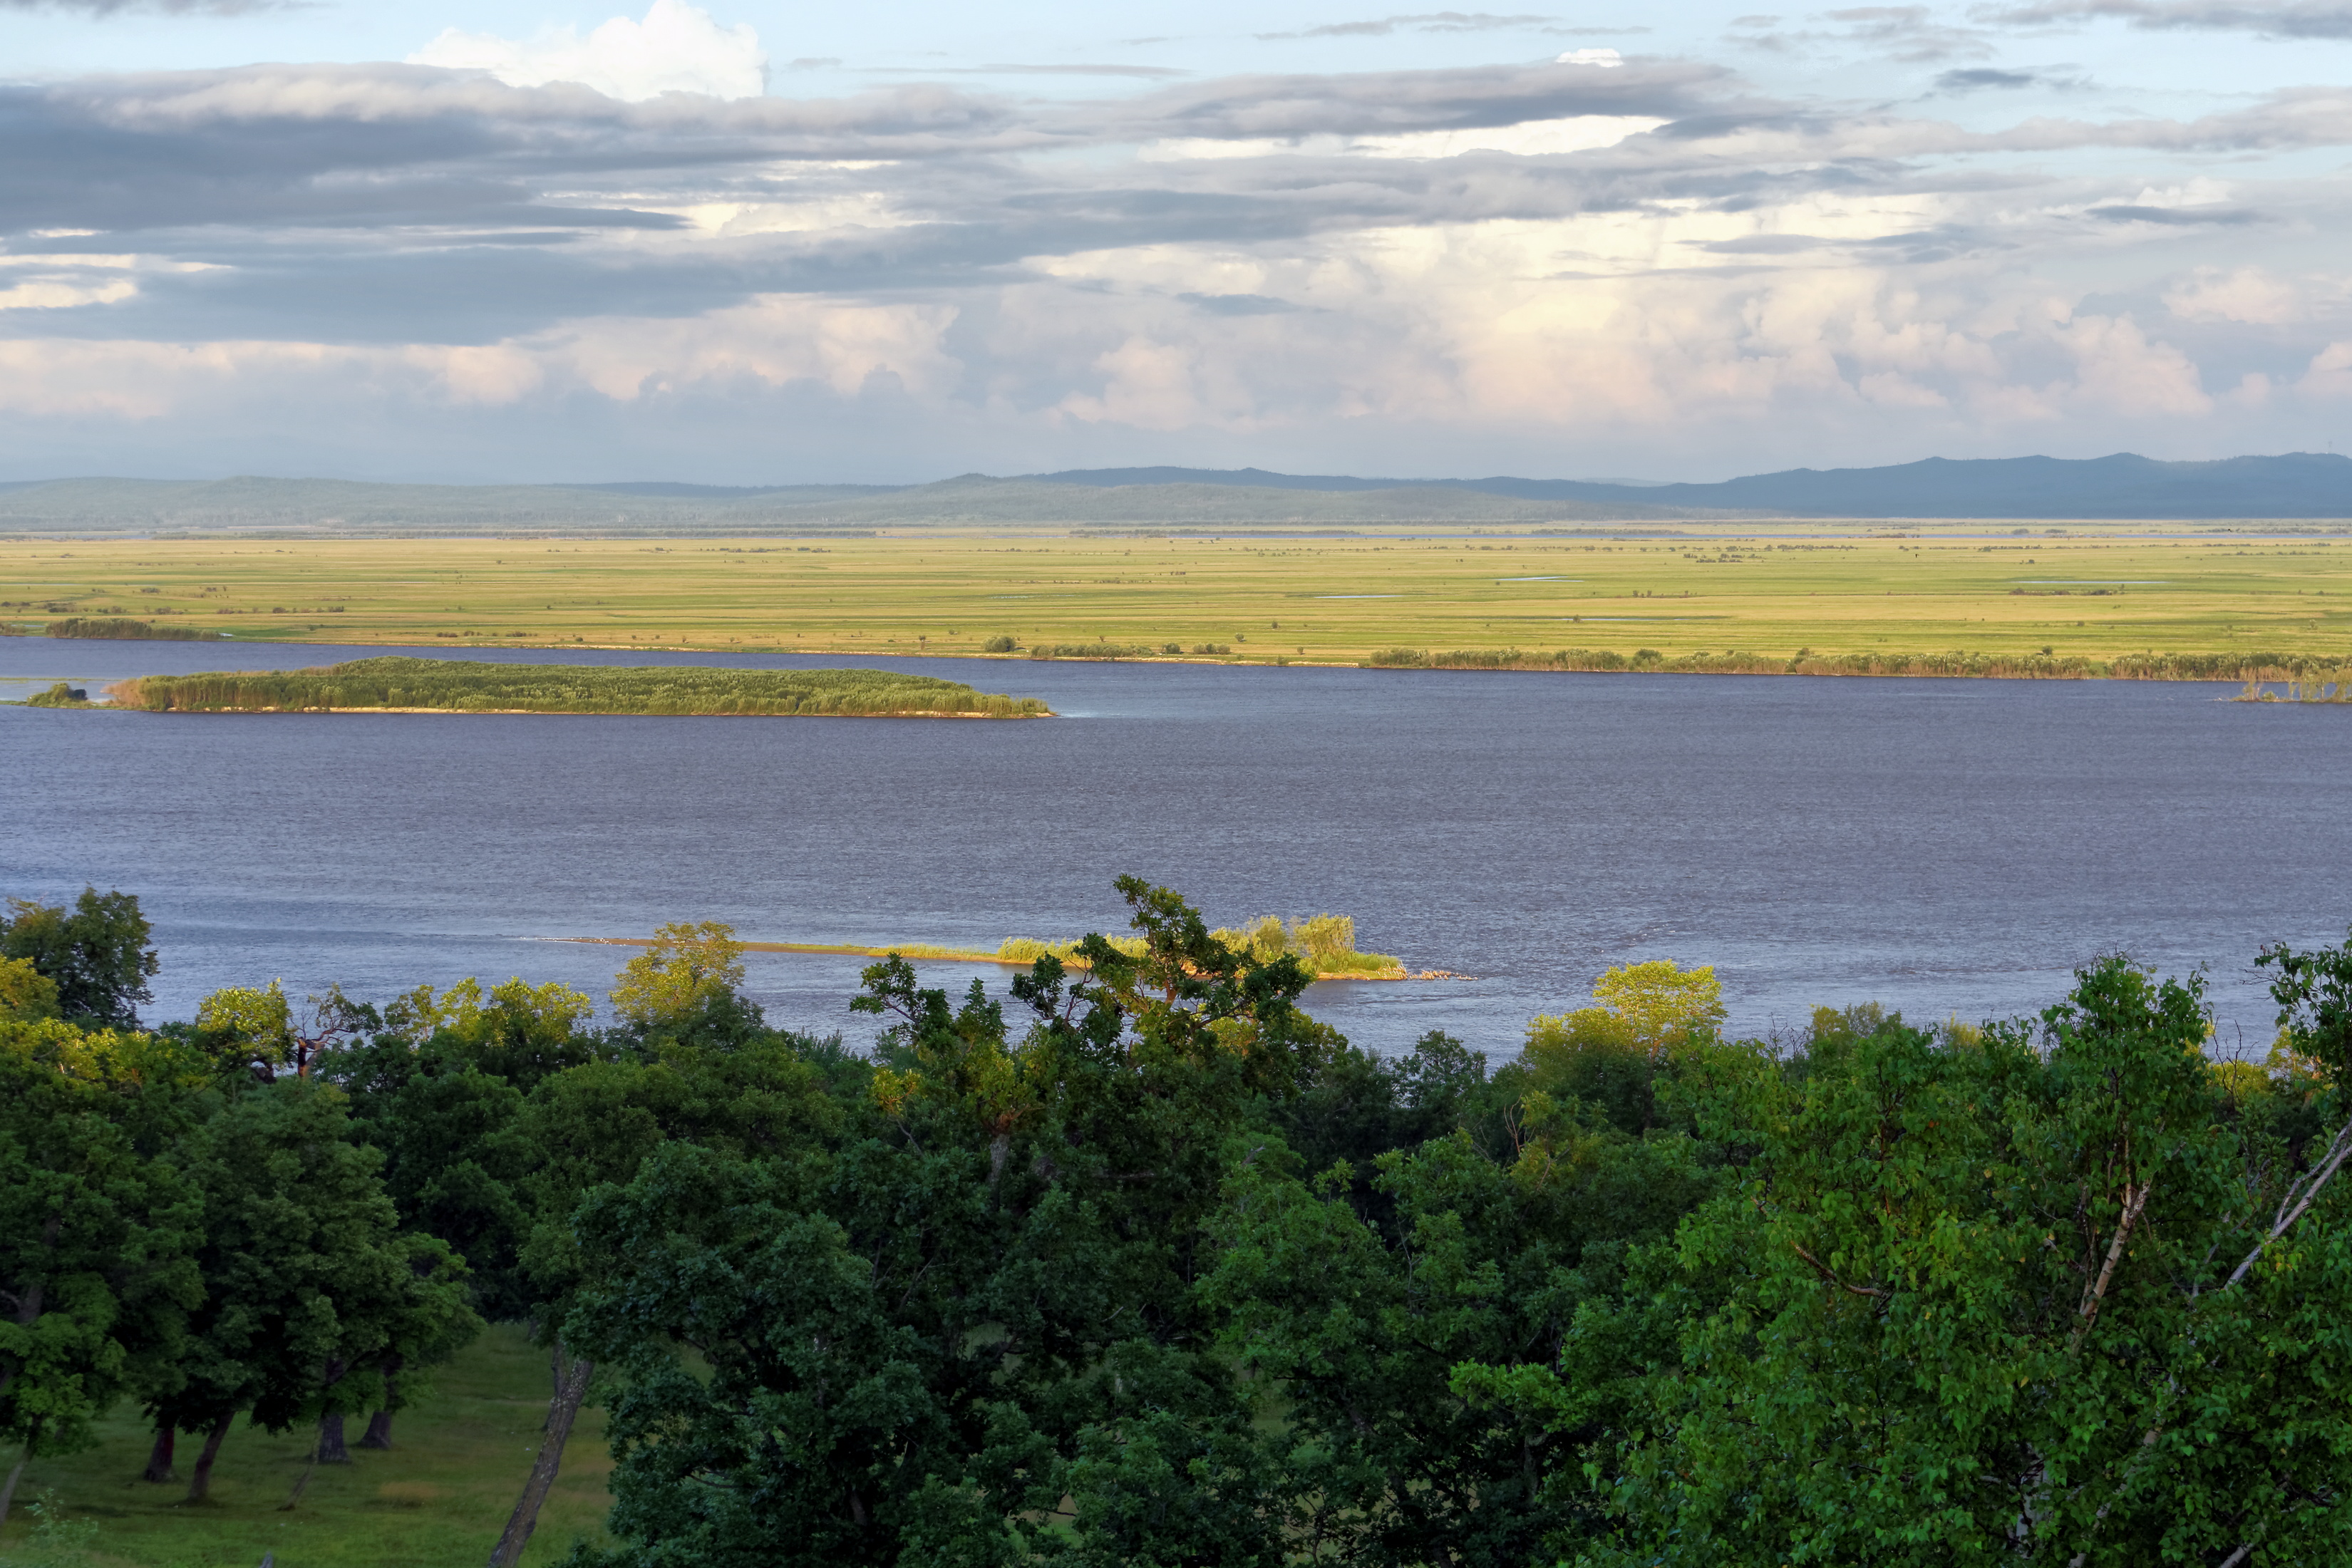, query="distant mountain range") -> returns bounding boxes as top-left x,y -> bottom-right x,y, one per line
0,453 -> 2343,534
1027,453 -> 2352,519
